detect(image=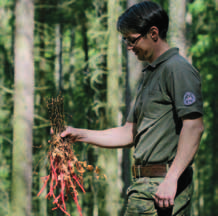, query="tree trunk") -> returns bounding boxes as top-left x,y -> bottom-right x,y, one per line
54,23 -> 65,216
103,0 -> 123,215
37,19 -> 48,216
168,0 -> 187,57
107,2 -> 122,127
39,140 -> 48,216
55,24 -> 63,93
120,1 -> 143,215
11,0 -> 34,215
